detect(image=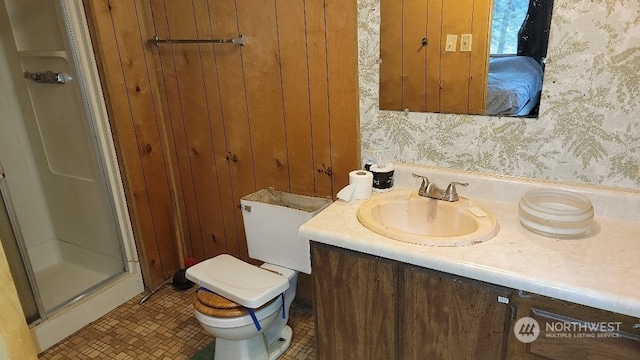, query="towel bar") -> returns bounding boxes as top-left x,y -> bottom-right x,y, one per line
147,35 -> 244,46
